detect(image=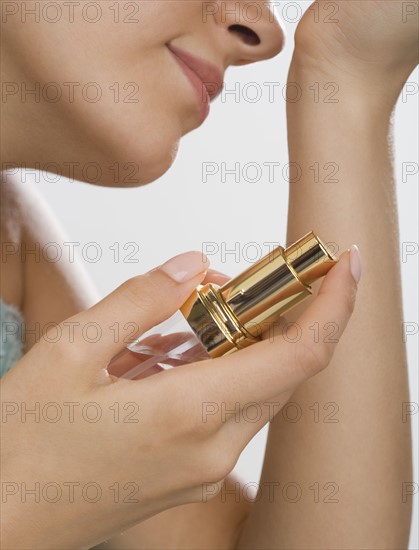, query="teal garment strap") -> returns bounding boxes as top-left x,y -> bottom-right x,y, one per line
0,298 -> 24,377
